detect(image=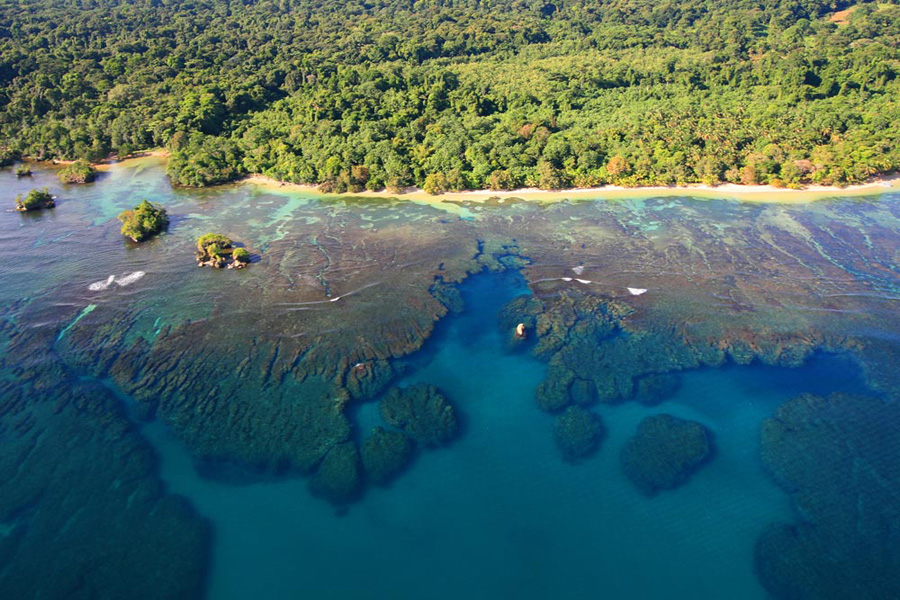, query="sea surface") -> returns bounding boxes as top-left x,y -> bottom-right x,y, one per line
1,158 -> 899,599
